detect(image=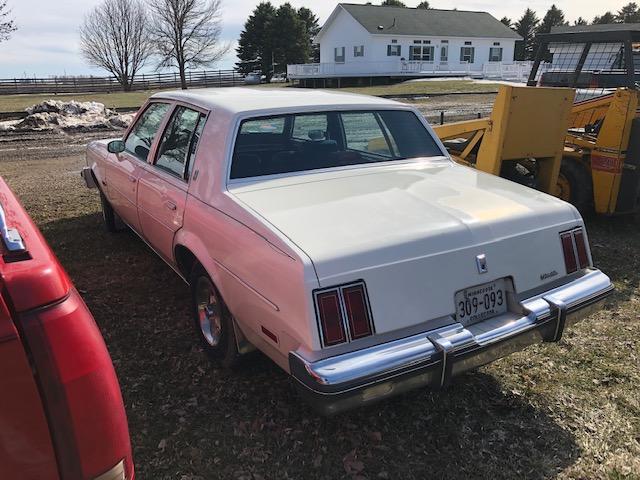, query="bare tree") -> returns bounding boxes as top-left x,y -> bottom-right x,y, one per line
0,1 -> 17,42
79,0 -> 152,91
148,0 -> 230,90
